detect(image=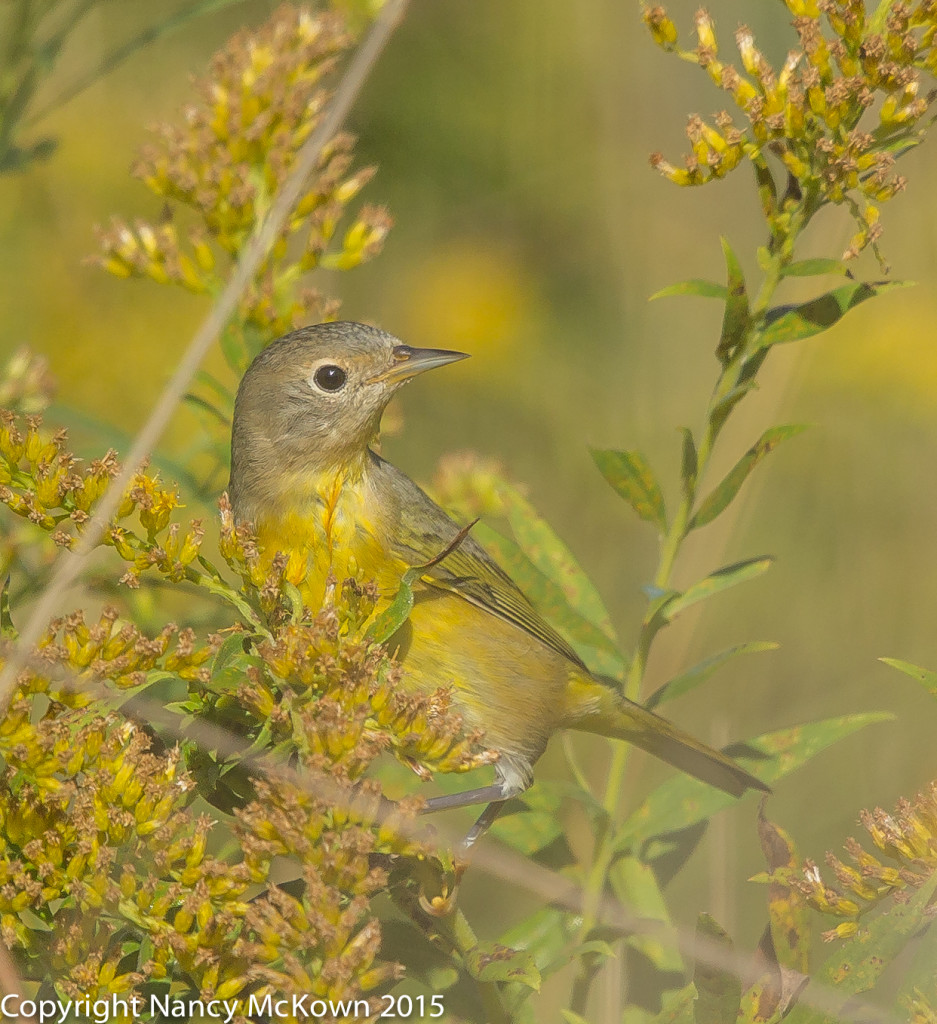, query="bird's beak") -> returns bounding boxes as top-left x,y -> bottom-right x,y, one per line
367,345 -> 470,385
